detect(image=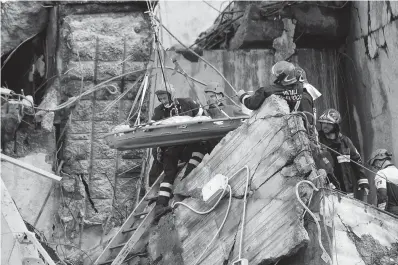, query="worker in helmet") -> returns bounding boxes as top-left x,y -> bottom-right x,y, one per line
367,149 -> 398,215
147,82 -> 208,223
204,81 -> 246,119
318,108 -> 369,200
237,61 -> 305,113
181,82 -> 249,183
151,82 -> 203,121
295,65 -> 322,124
197,81 -> 250,158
